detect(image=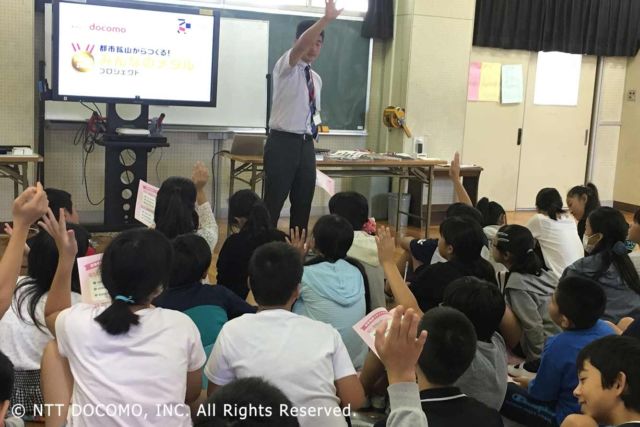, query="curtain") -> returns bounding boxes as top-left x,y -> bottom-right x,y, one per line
362,0 -> 394,40
473,0 -> 640,57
